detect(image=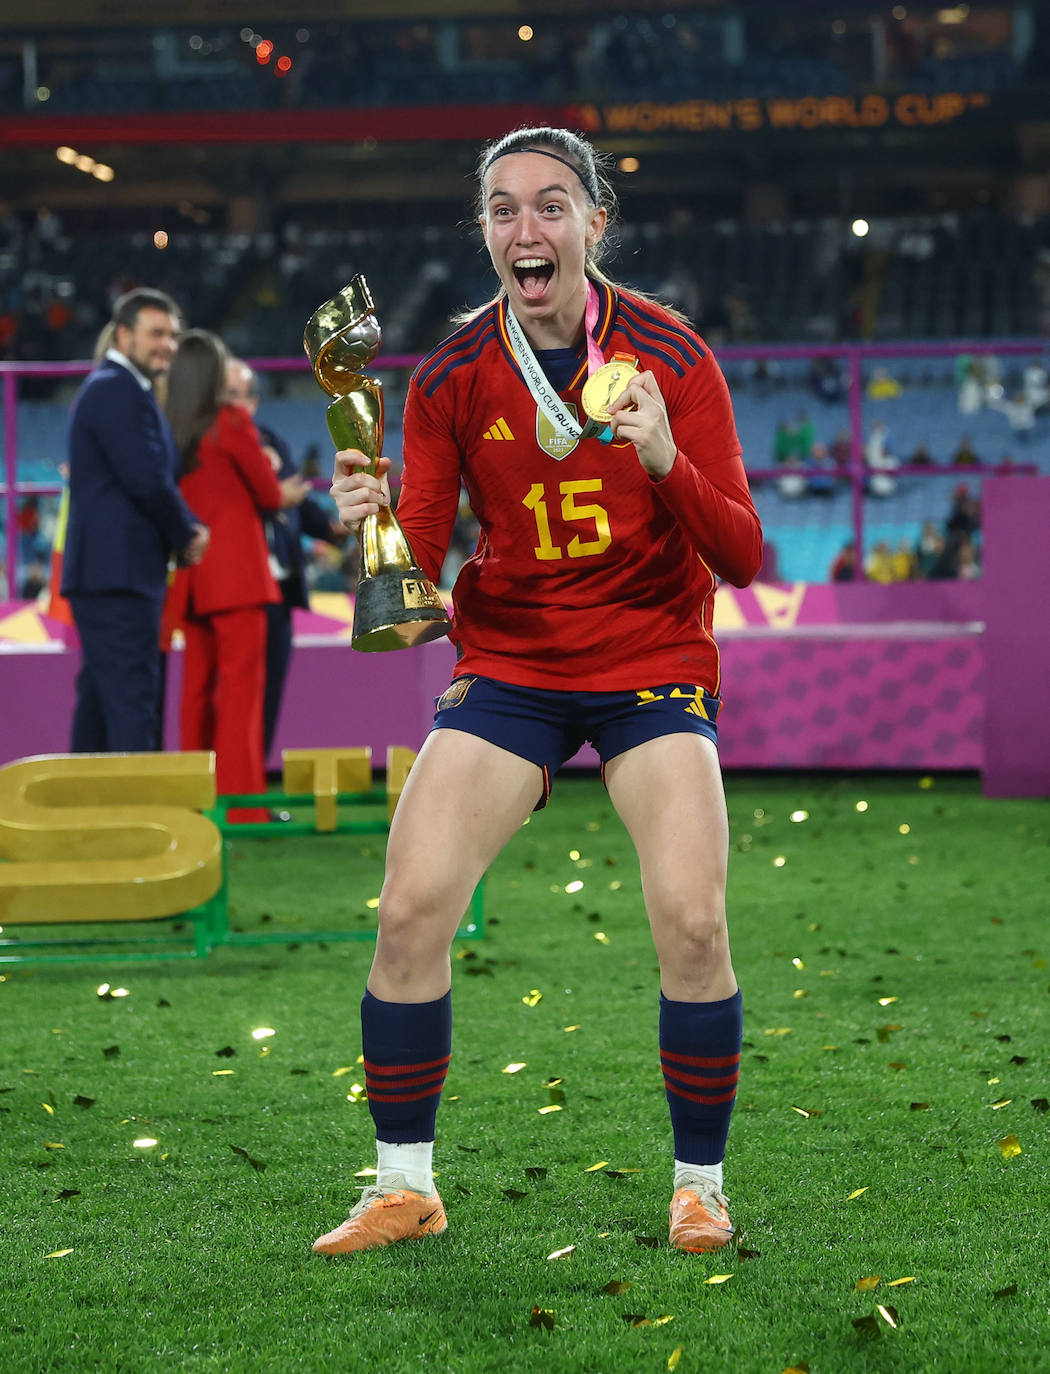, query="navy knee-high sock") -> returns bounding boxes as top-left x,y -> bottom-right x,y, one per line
361,989 -> 452,1144
659,989 -> 743,1165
